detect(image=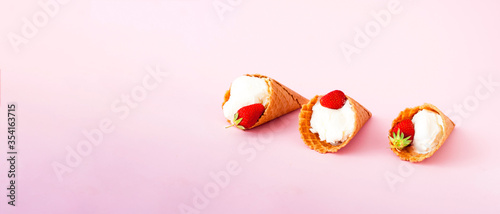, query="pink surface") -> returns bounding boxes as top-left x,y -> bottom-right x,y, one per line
1,0 -> 500,213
